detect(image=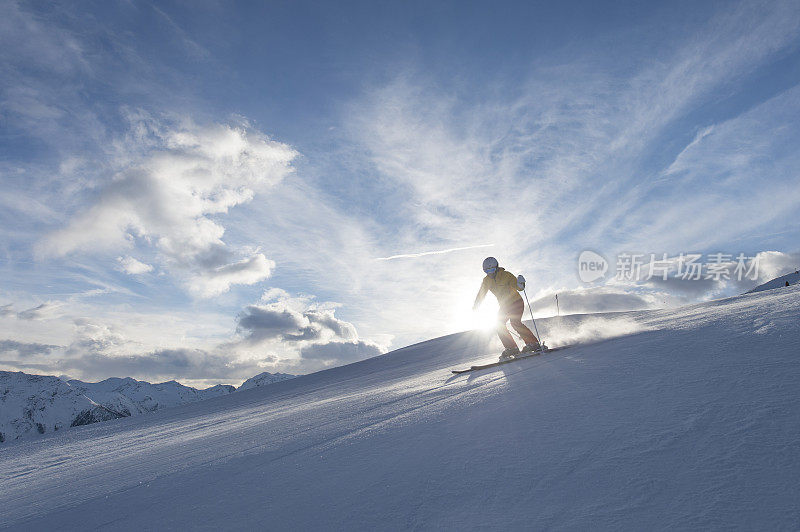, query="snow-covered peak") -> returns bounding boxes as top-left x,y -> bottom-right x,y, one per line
201,384 -> 238,398
237,371 -> 295,391
65,376 -> 229,418
0,367 -> 294,444
0,371 -> 122,444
